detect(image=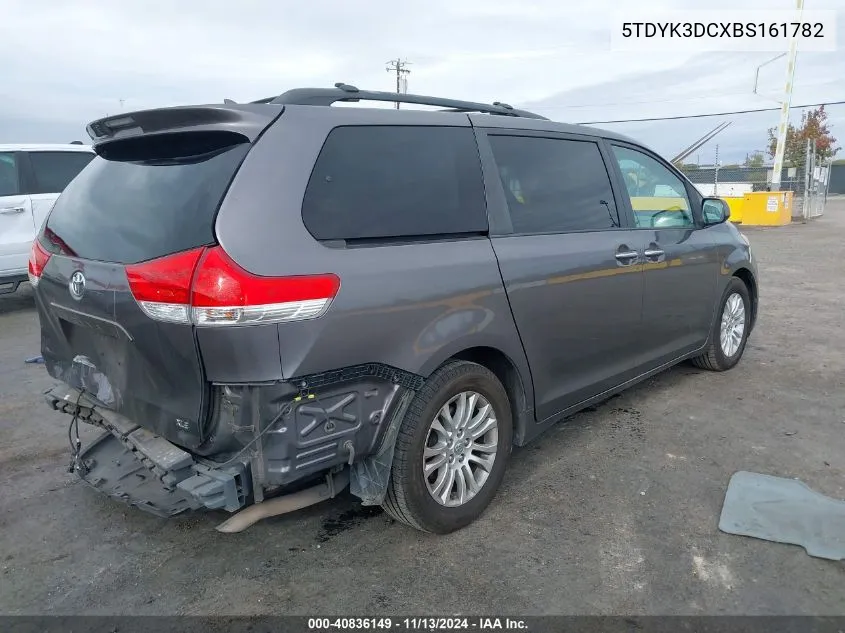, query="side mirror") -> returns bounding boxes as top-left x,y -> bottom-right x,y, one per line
702,197 -> 730,226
